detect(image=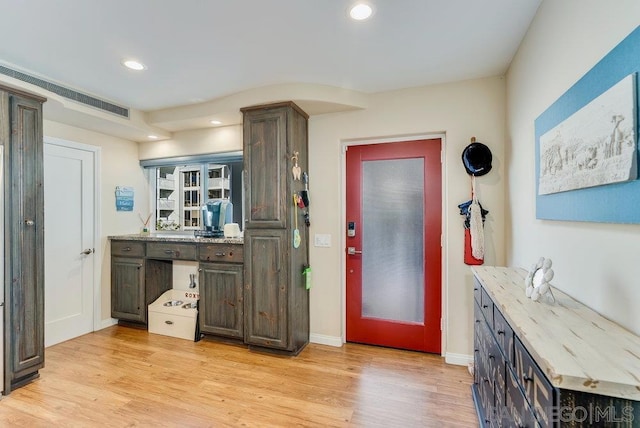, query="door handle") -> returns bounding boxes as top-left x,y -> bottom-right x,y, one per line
347,247 -> 362,255
80,248 -> 94,255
